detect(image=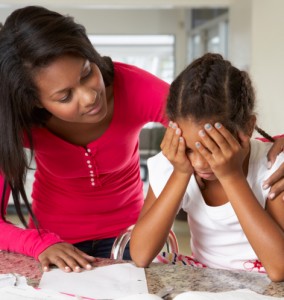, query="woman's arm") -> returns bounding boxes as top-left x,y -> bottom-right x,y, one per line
0,175 -> 96,272
197,124 -> 284,282
0,174 -> 62,257
130,123 -> 192,267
